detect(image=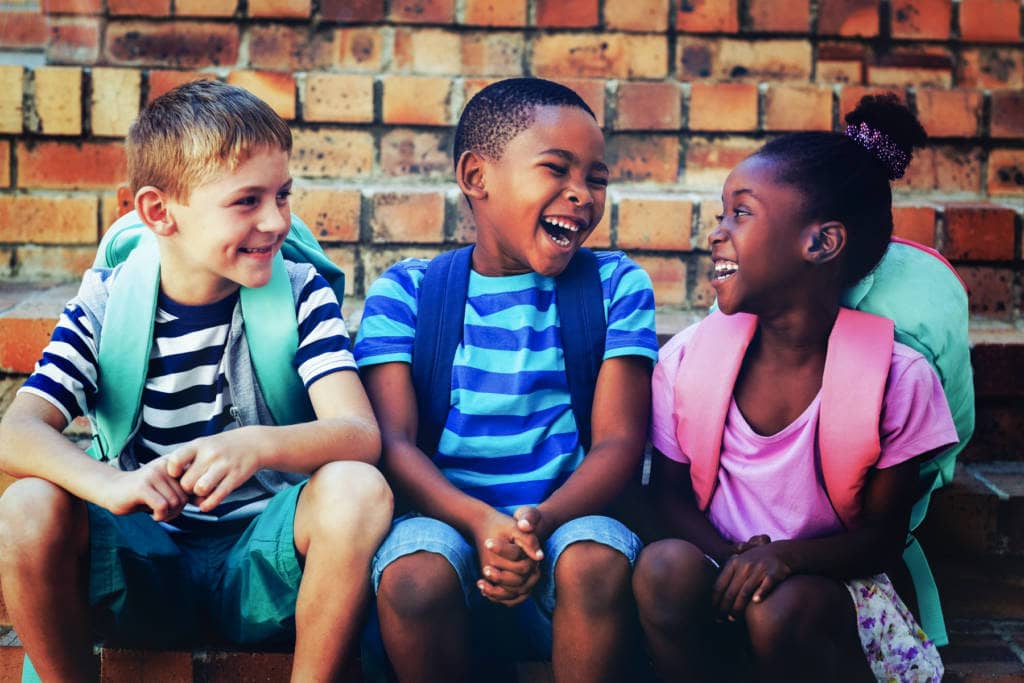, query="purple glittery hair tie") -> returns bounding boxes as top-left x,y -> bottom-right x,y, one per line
845,121 -> 911,180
